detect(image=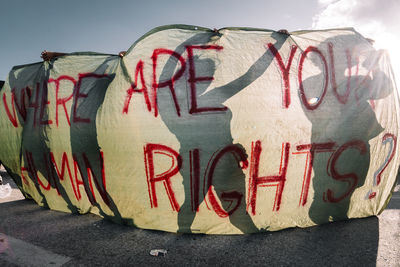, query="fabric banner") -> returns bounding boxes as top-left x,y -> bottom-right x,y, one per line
0,25 -> 399,234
